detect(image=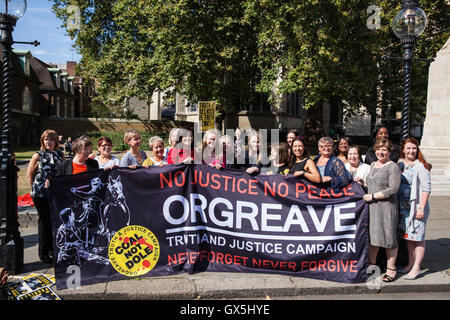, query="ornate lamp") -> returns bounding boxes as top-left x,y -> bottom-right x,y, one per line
392,0 -> 427,139
0,0 -> 27,273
